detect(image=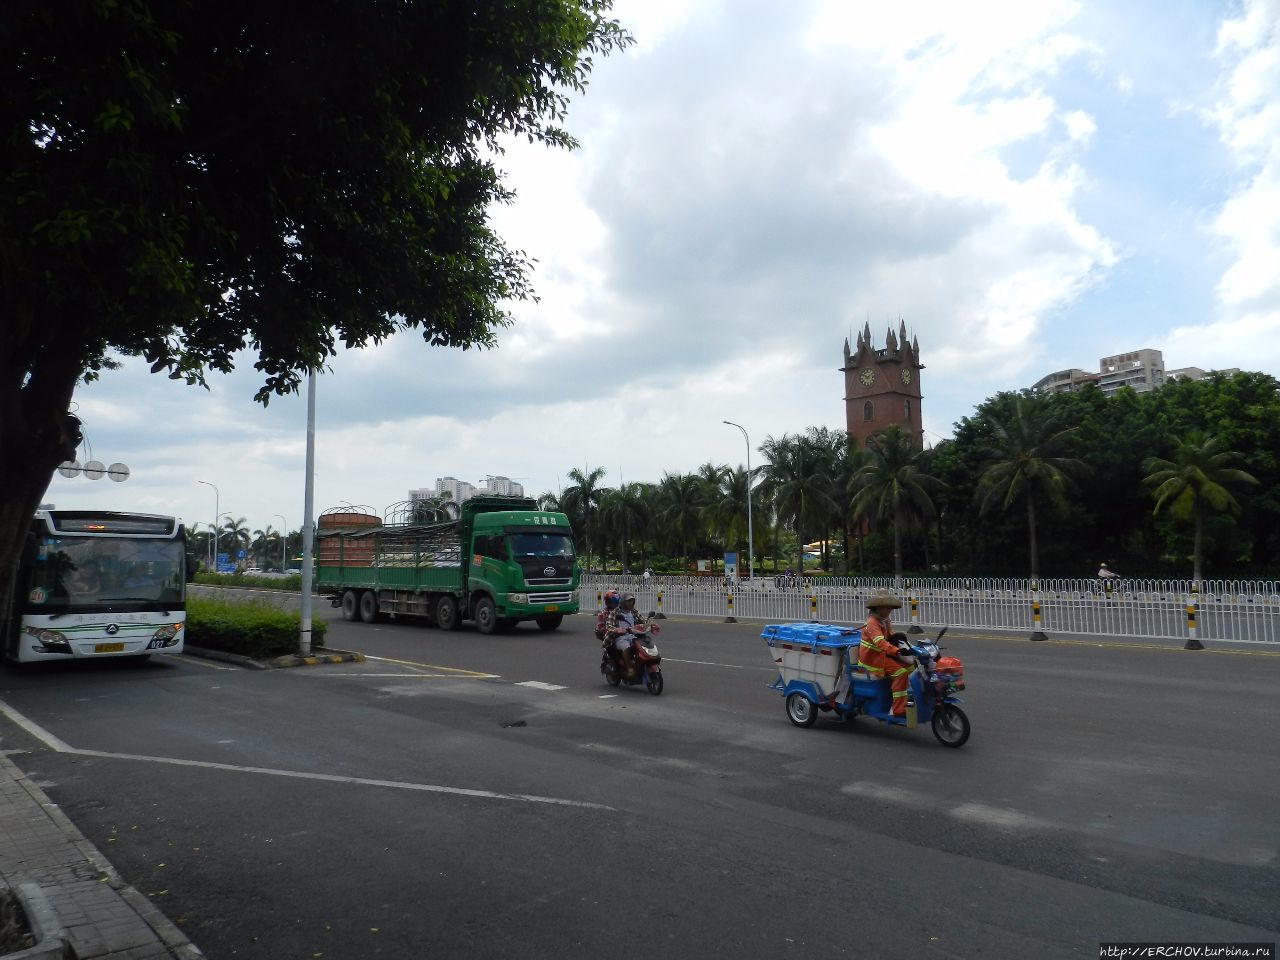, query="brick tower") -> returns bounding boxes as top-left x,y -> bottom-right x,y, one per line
842,320 -> 924,448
